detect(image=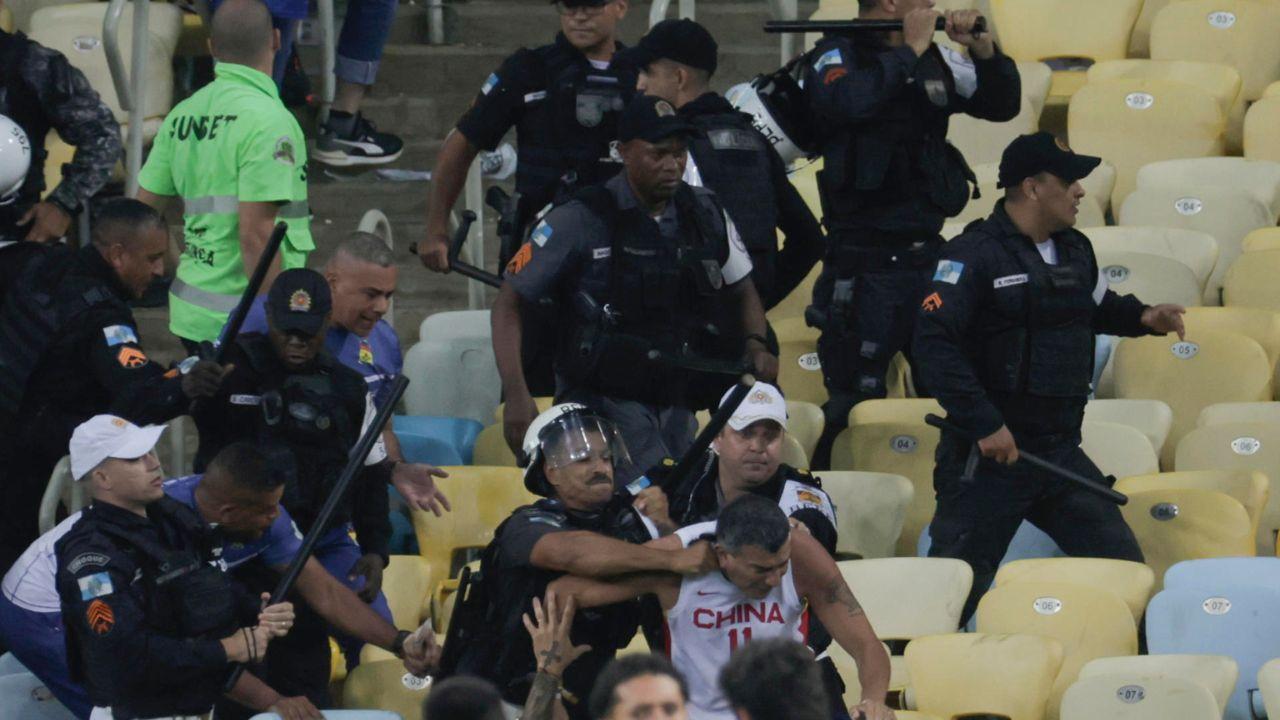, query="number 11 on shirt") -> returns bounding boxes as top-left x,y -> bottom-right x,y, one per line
728,627 -> 753,650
